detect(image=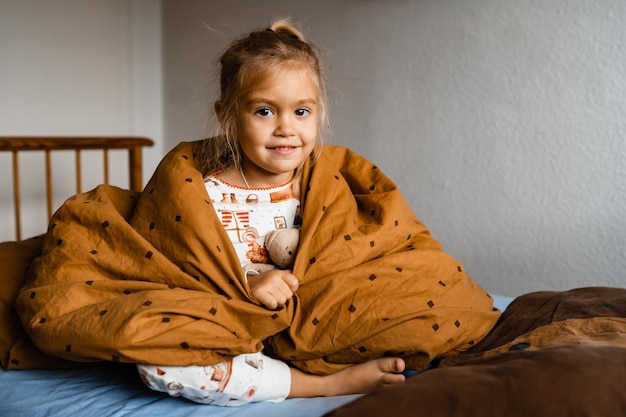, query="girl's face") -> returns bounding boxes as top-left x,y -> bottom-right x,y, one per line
235,67 -> 318,187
